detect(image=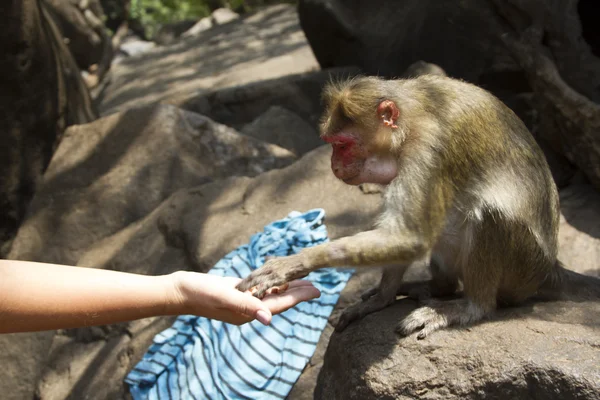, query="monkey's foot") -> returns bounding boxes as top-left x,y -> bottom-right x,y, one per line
336,289 -> 396,332
236,255 -> 305,298
396,299 -> 487,339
